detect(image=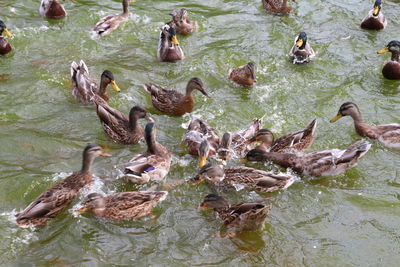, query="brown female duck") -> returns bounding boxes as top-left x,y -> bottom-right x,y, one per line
39,0 -> 67,19
144,77 -> 209,116
191,163 -> 295,193
228,62 -> 257,87
158,24 -> 184,62
330,102 -> 400,149
0,21 -> 12,55
124,122 -> 172,183
262,0 -> 296,15
77,191 -> 168,220
93,0 -> 131,36
244,141 -> 371,177
200,194 -> 270,234
70,60 -> 121,104
361,0 -> 387,30
16,145 -> 111,227
96,104 -> 153,145
247,119 -> 317,152
377,40 -> 400,80
168,8 -> 197,35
